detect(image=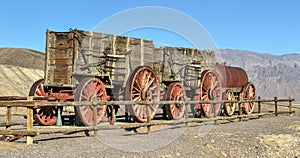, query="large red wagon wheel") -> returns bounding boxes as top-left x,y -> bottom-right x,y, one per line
125,66 -> 160,122
75,78 -> 108,126
223,89 -> 236,116
241,82 -> 256,115
198,71 -> 222,118
165,82 -> 186,120
29,79 -> 58,126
